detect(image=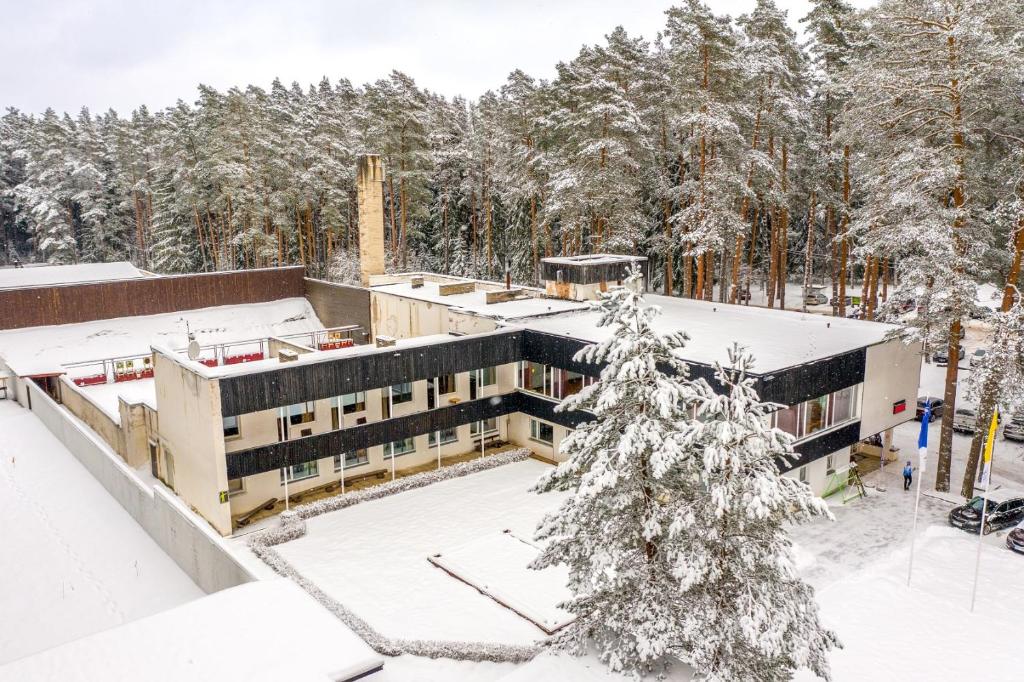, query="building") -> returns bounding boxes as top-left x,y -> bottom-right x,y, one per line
0,157 -> 921,537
